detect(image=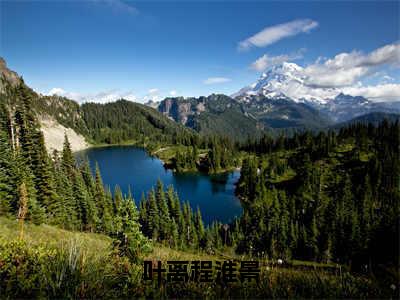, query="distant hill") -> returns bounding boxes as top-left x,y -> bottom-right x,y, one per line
158,94 -> 264,140
238,94 -> 332,131
307,93 -> 400,123
80,99 -> 195,145
156,93 -> 332,139
0,58 -> 196,151
2,57 -> 398,148
334,112 -> 400,129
